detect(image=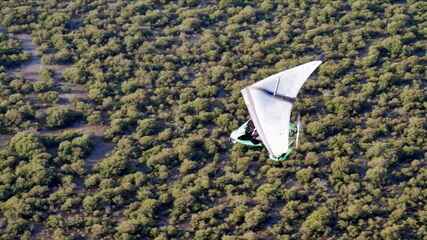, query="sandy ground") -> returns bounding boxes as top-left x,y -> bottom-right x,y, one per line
0,134 -> 11,148
10,34 -> 43,81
